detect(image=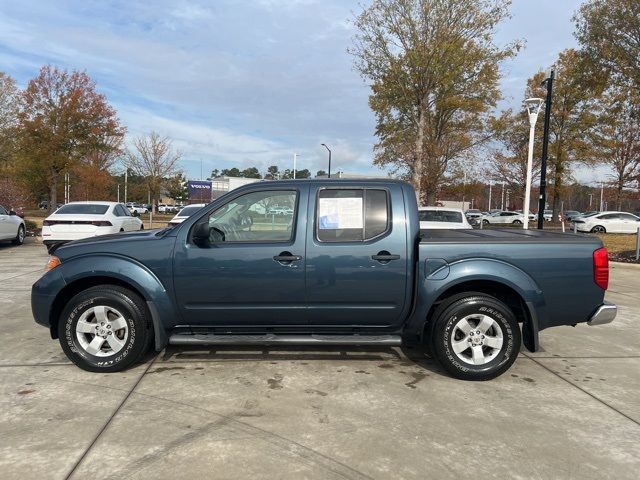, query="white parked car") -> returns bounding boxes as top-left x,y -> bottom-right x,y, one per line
572,211 -> 640,234
482,211 -> 525,225
167,204 -> 206,227
126,203 -> 148,215
464,209 -> 483,220
0,205 -> 26,246
42,202 -> 143,252
419,207 -> 473,229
